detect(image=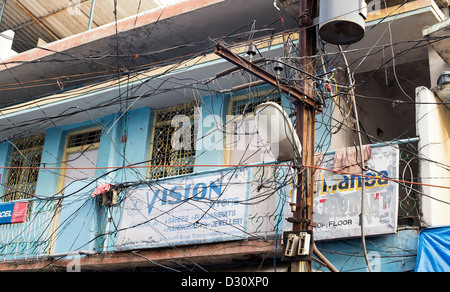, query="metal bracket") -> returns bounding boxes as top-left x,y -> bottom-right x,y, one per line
214,42 -> 322,111
299,10 -> 313,27
286,216 -> 318,228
